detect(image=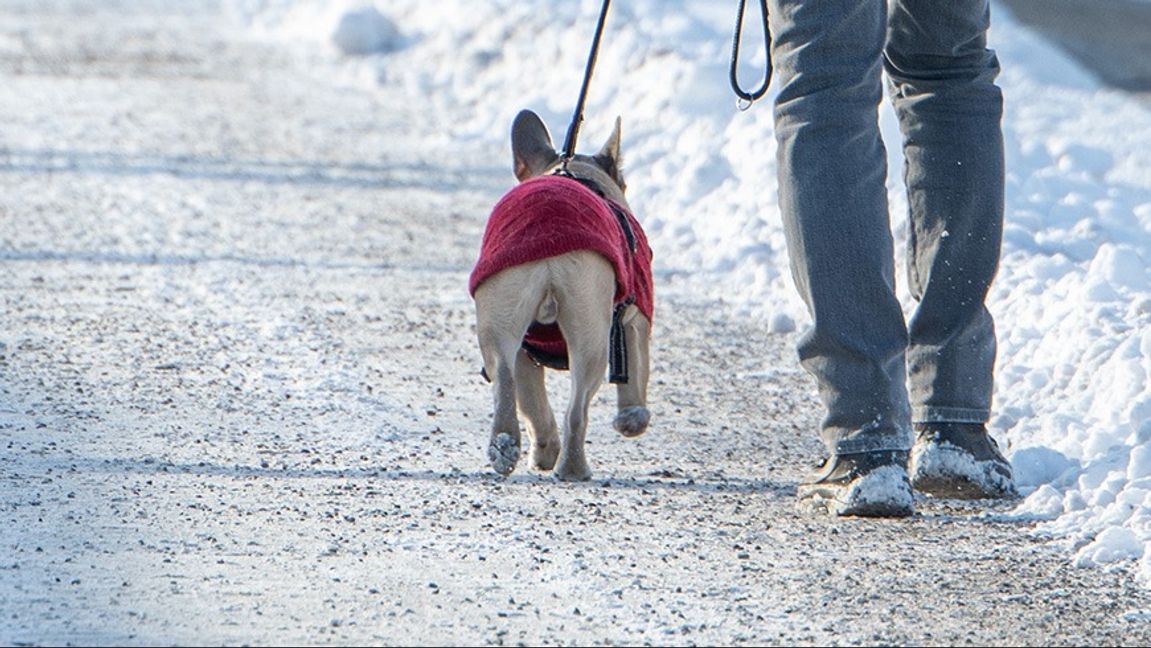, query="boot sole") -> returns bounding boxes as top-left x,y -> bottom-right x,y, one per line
911,473 -> 1002,500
